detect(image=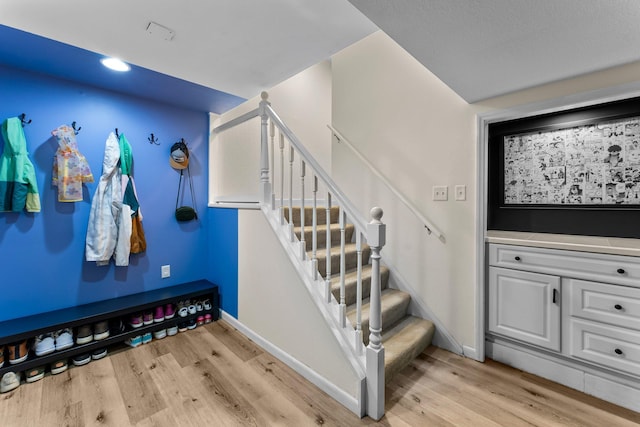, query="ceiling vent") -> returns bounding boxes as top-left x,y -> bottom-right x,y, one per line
146,21 -> 175,41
